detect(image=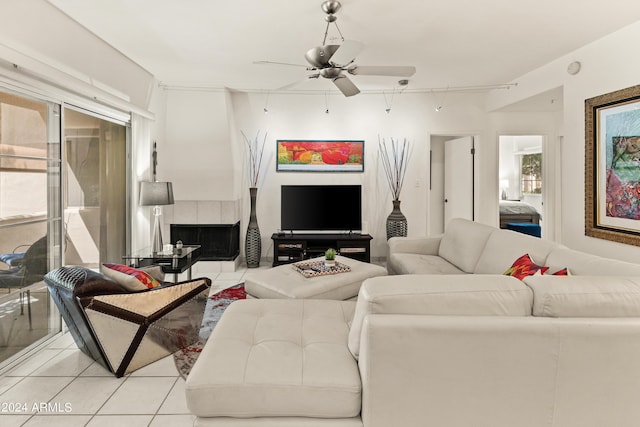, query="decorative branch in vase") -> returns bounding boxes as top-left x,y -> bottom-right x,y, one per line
242,131 -> 267,268
379,137 -> 411,240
